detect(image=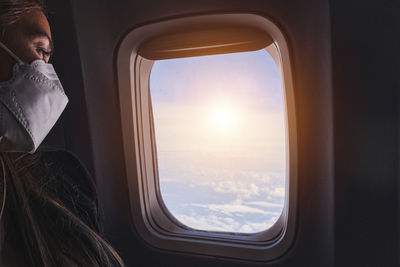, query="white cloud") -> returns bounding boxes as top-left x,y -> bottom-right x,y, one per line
186,203 -> 280,216
238,220 -> 278,233
175,214 -> 240,232
189,177 -> 285,202
270,187 -> 285,198
174,213 -> 279,233
245,201 -> 284,208
158,167 -> 285,233
197,180 -> 261,199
